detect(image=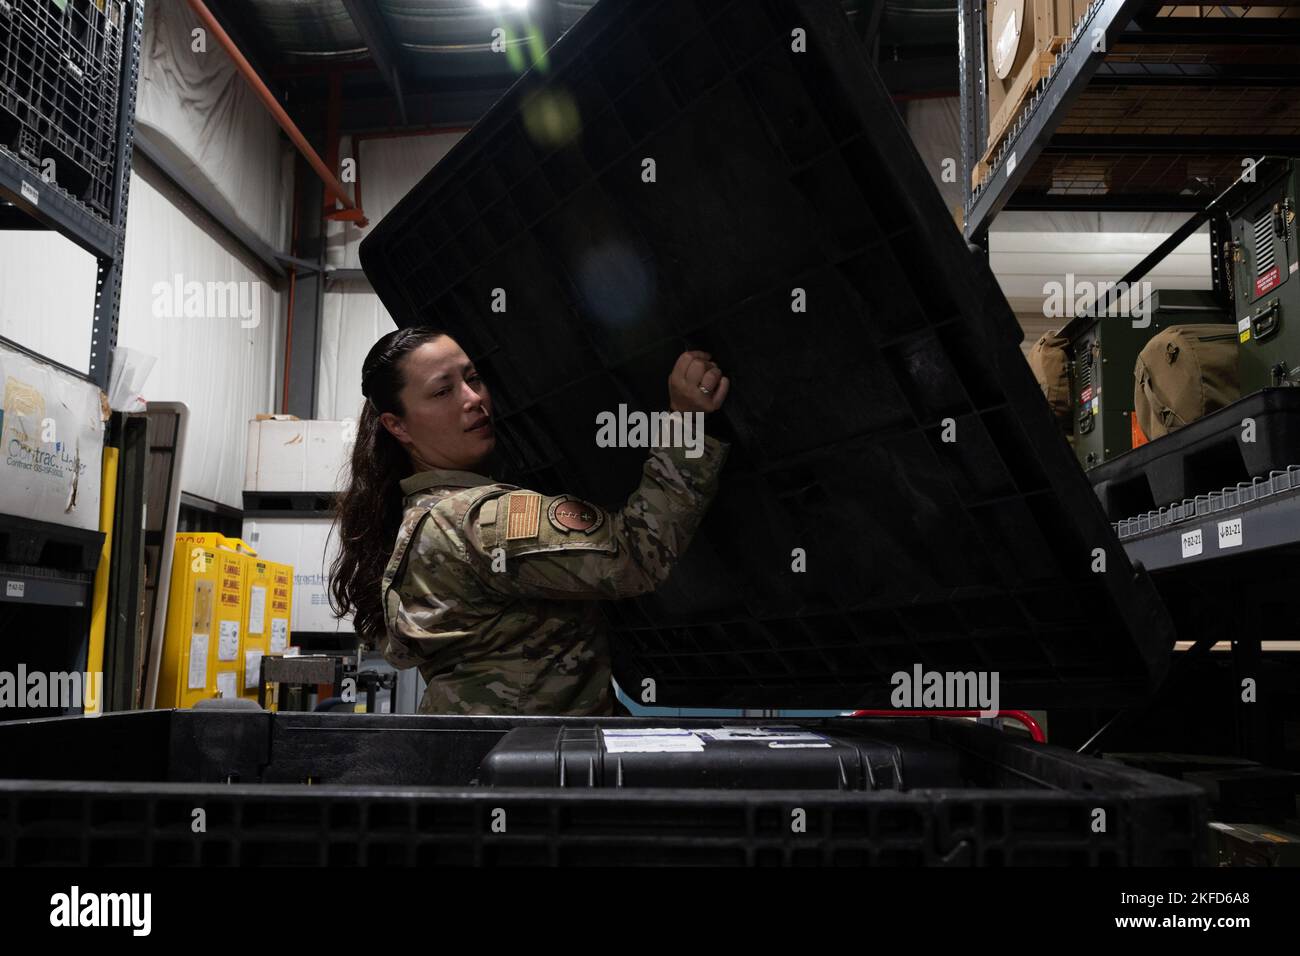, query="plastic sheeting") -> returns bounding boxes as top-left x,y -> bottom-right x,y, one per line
317,132 -> 463,420
115,169 -> 283,507
0,233 -> 99,374
137,0 -> 290,251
